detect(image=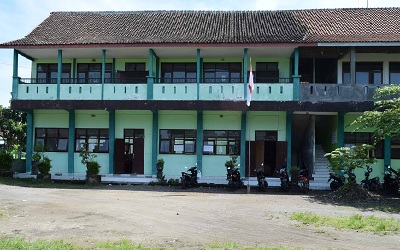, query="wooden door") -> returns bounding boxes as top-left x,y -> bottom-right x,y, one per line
114,139 -> 125,174
276,141 -> 287,171
131,138 -> 144,174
